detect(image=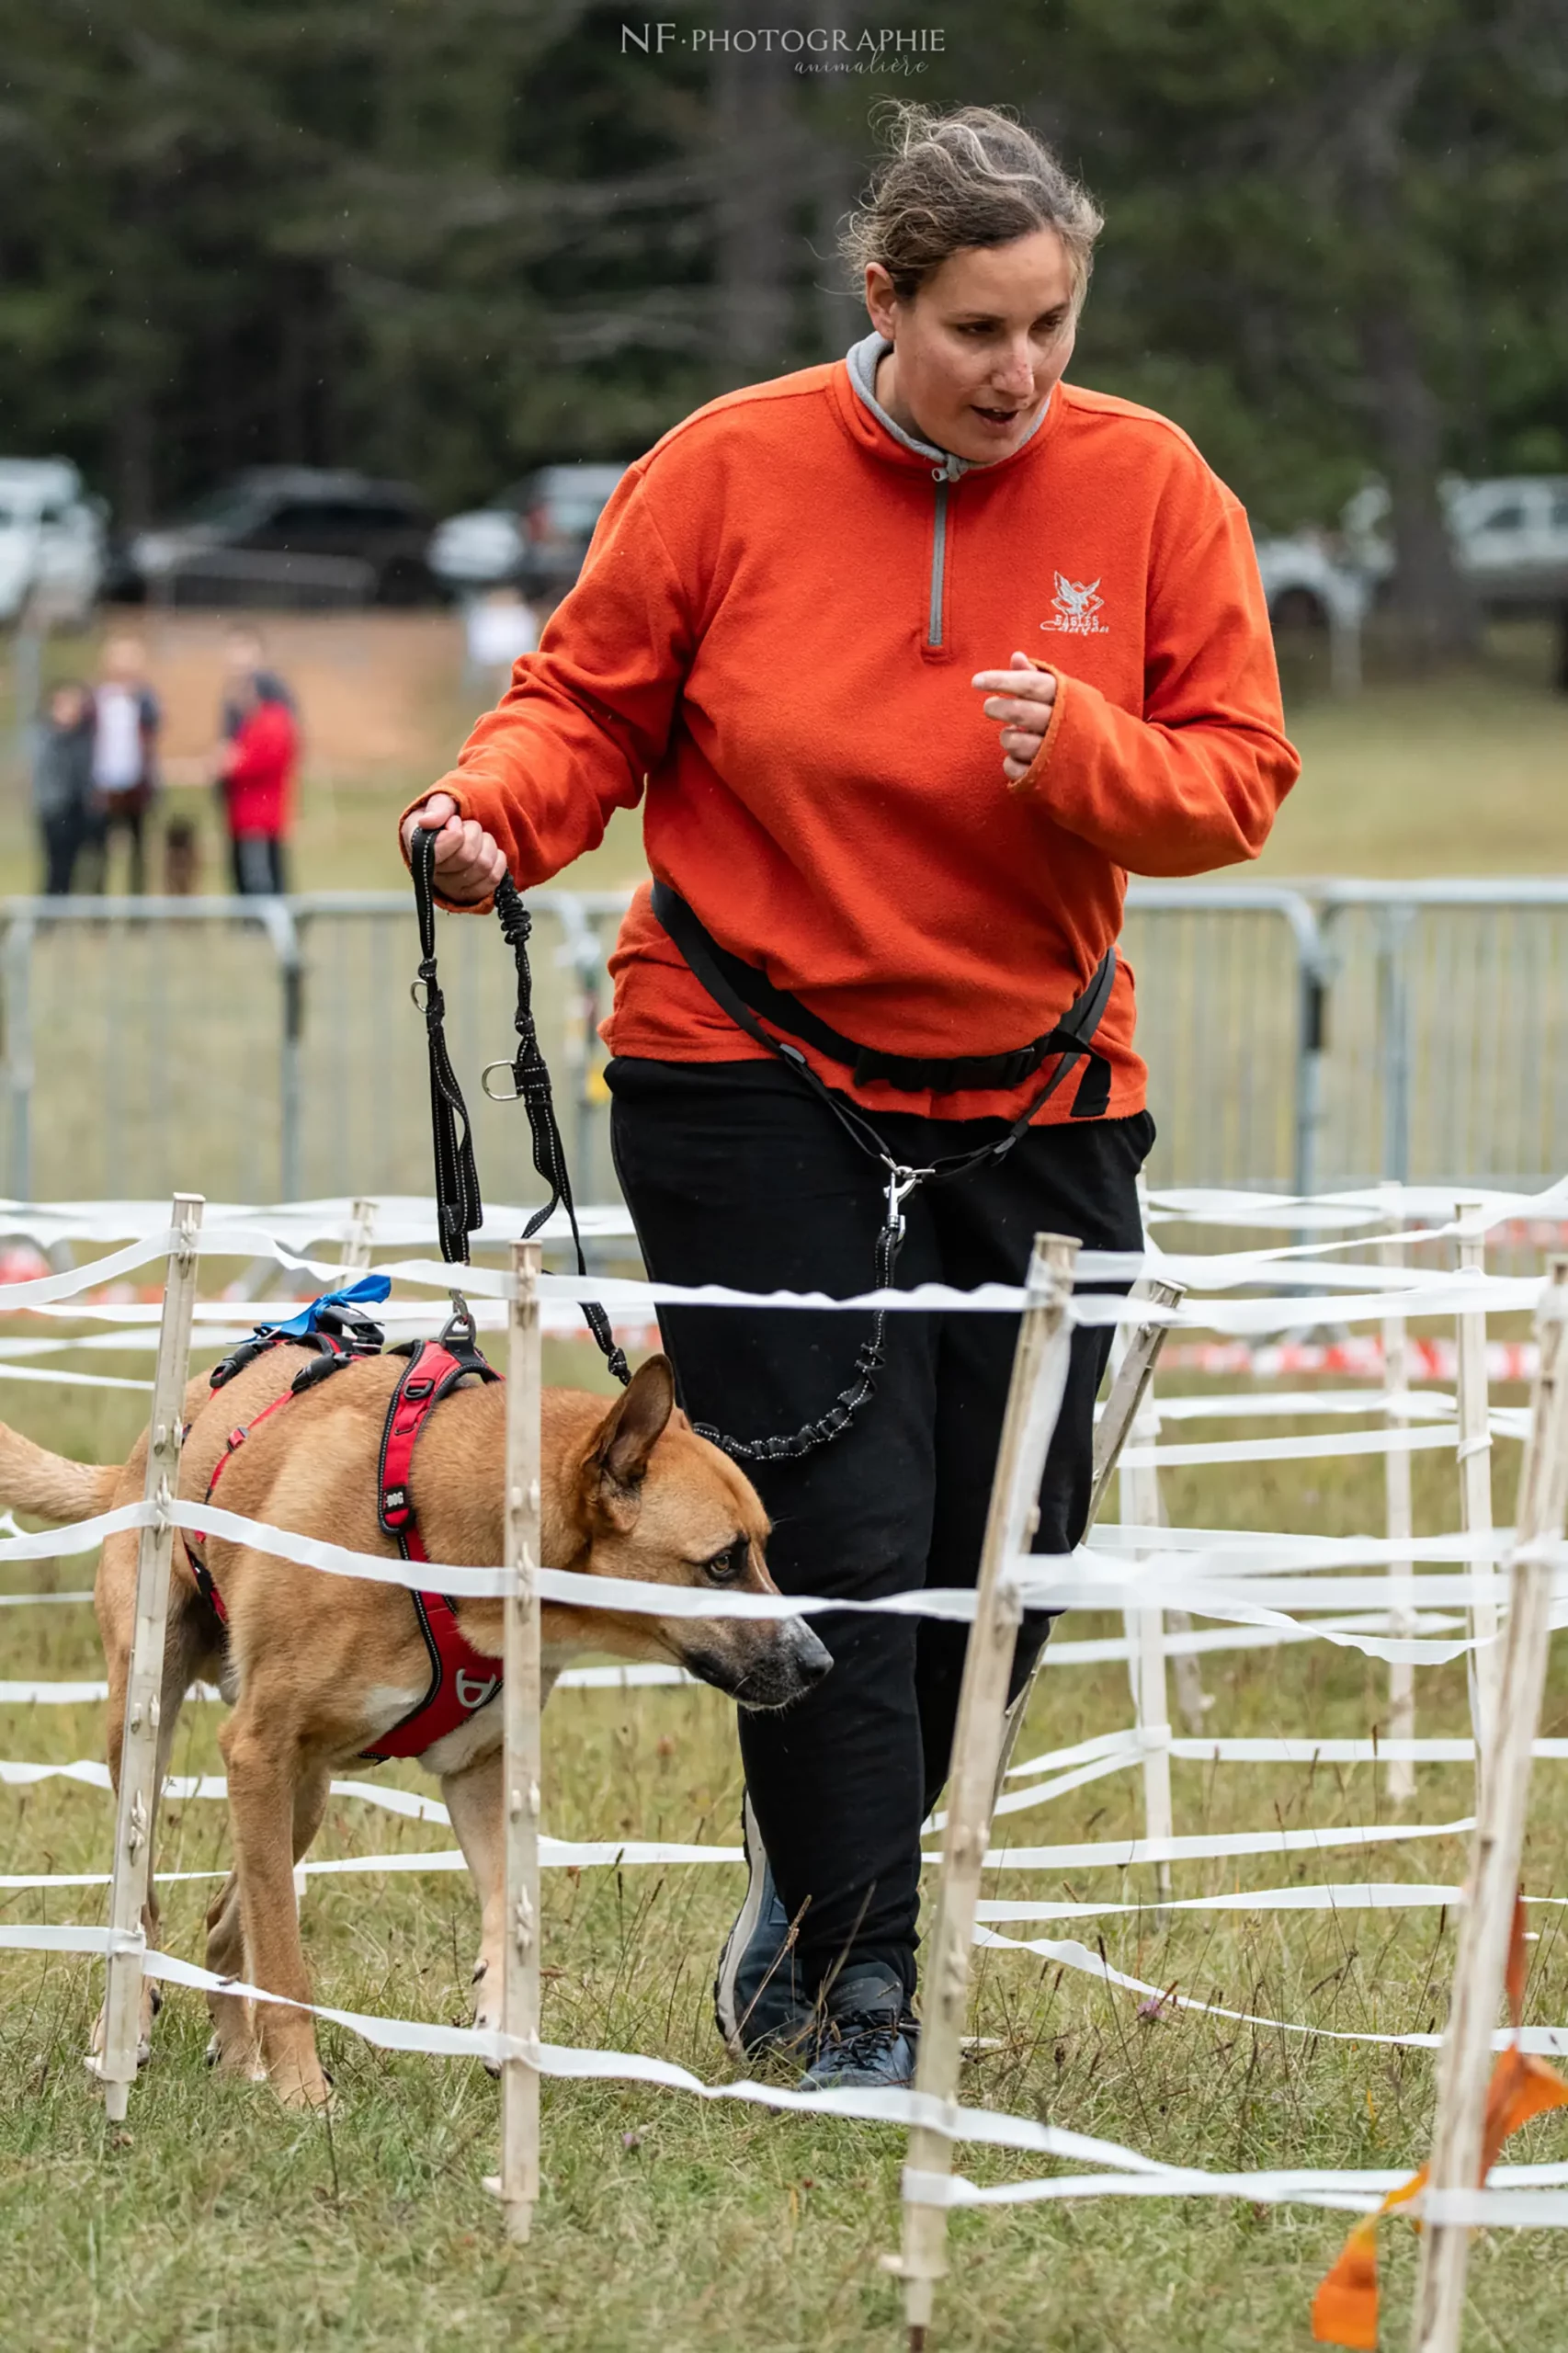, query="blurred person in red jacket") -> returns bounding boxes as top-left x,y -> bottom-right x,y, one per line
219,671 -> 297,895
216,628 -> 297,895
